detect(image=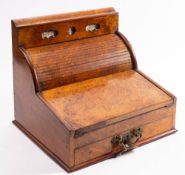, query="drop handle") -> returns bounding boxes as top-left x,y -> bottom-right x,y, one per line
111,128 -> 142,154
